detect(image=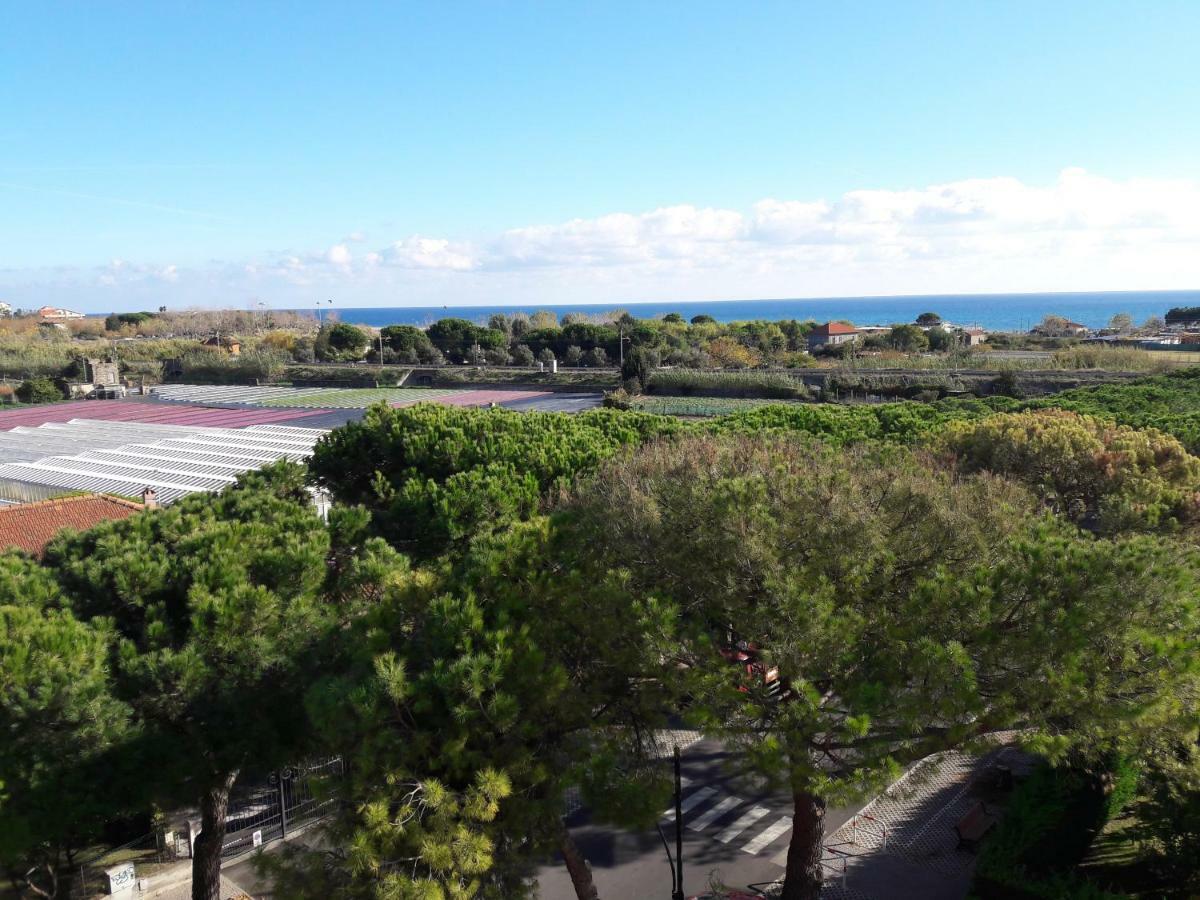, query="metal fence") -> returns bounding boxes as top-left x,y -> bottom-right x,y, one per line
66,830 -> 182,899
220,757 -> 345,859
58,758 -> 343,898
